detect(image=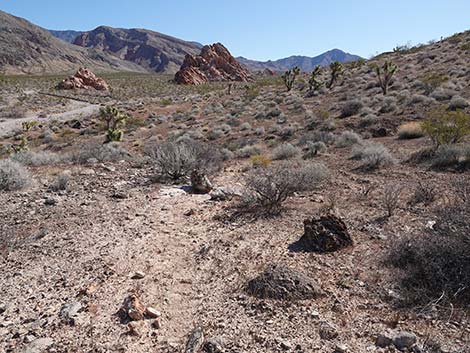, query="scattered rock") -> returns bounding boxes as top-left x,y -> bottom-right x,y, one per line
184,327 -> 205,353
245,263 -> 322,300
151,318 -> 161,329
23,337 -> 54,353
119,294 -> 146,321
393,331 -> 417,350
210,187 -> 240,201
319,321 -> 339,340
145,307 -> 161,319
130,271 -> 146,279
175,43 -> 251,85
296,214 -> 353,253
44,197 -> 57,206
375,333 -> 393,348
58,68 -> 109,90
59,302 -> 82,325
203,336 -> 225,353
190,170 -> 213,194
334,343 -> 348,353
